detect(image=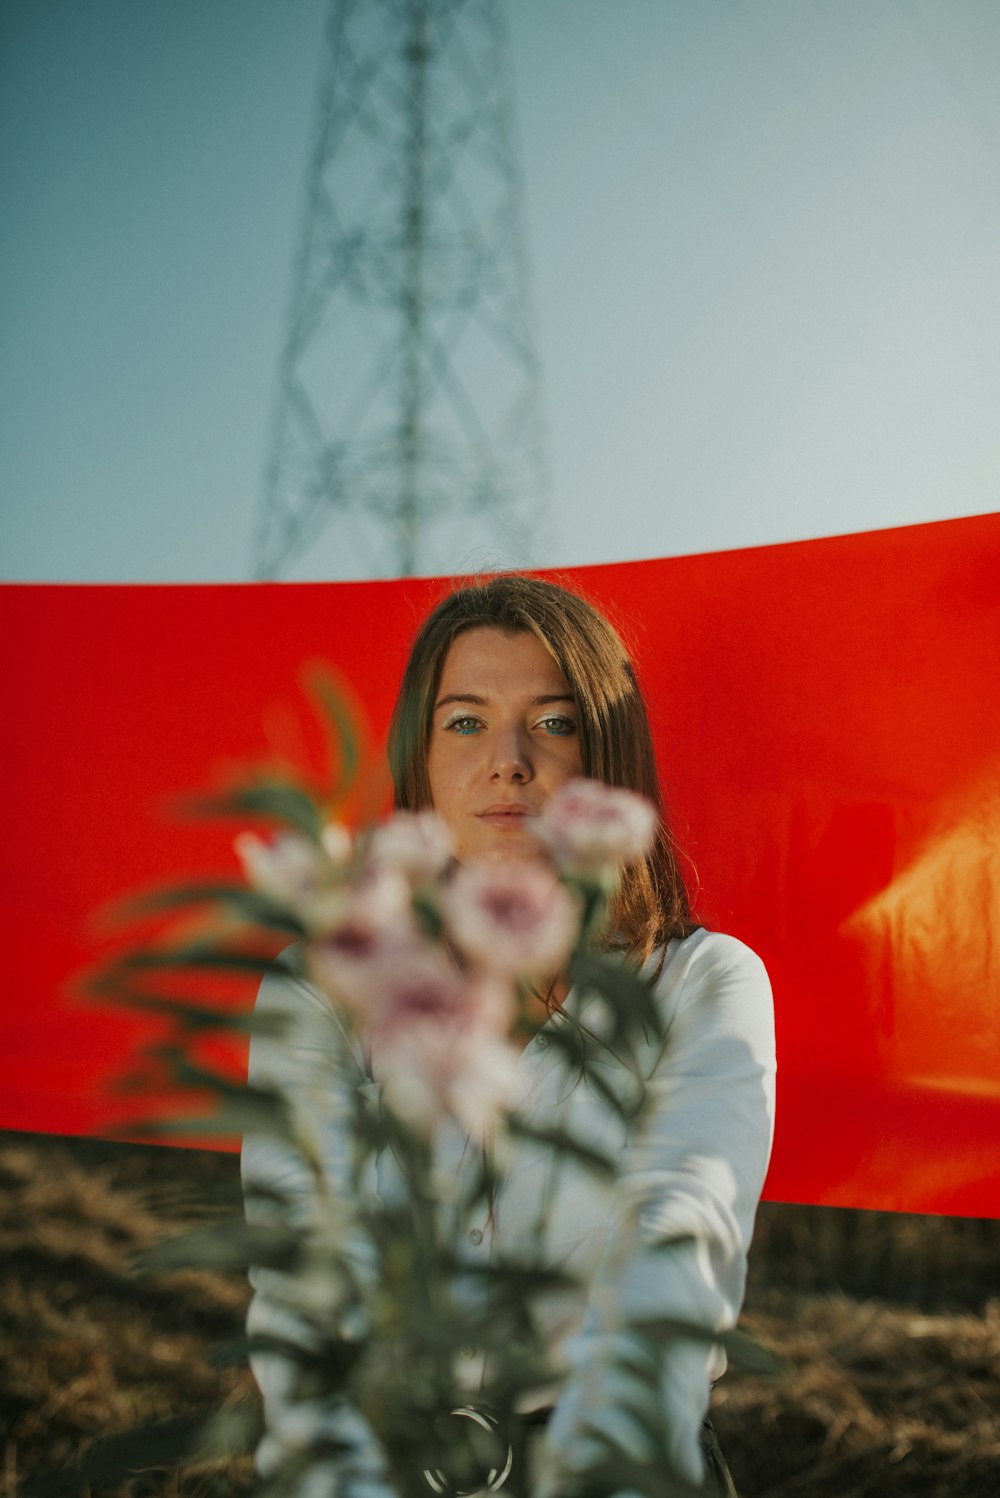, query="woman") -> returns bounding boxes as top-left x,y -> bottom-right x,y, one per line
243,574 -> 776,1496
